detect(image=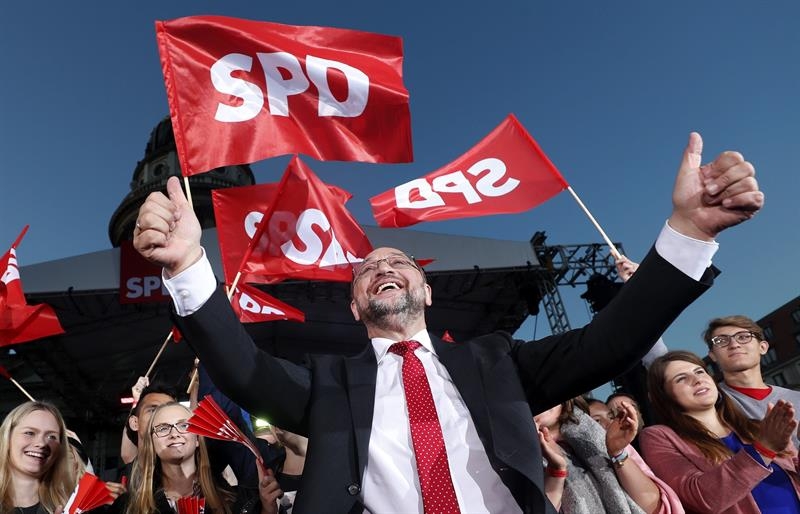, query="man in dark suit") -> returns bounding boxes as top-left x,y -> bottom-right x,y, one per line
133,133 -> 763,513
